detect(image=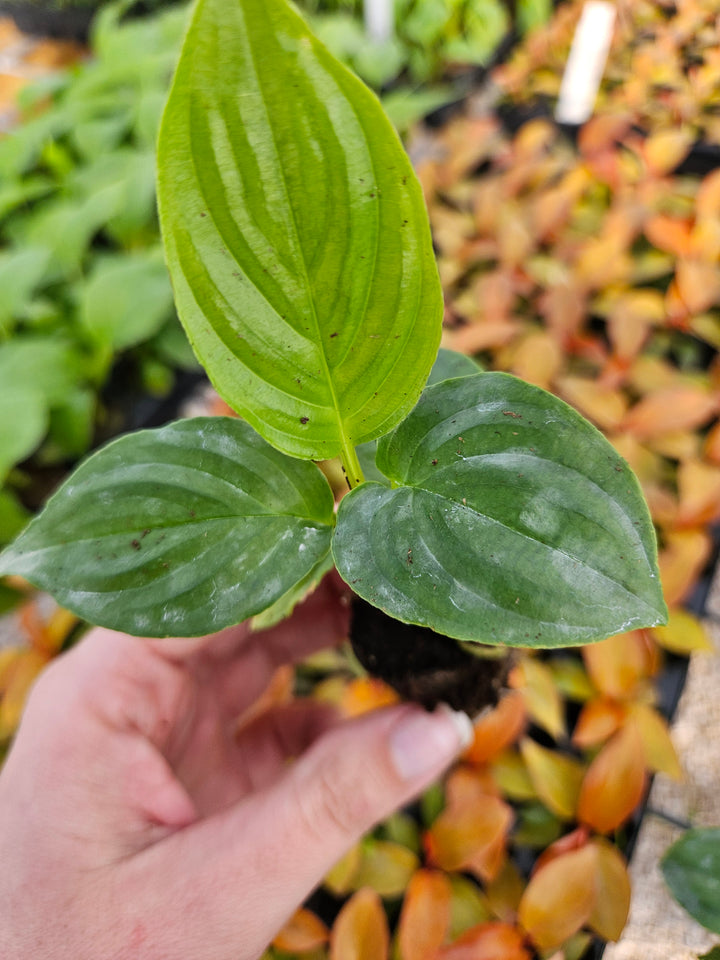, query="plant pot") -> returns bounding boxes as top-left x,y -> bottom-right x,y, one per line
349,596 -> 513,714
